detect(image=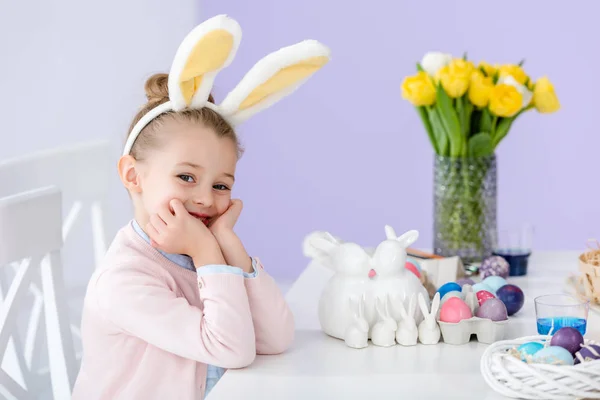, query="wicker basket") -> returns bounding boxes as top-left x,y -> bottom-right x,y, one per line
480,335 -> 600,400
579,246 -> 600,305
